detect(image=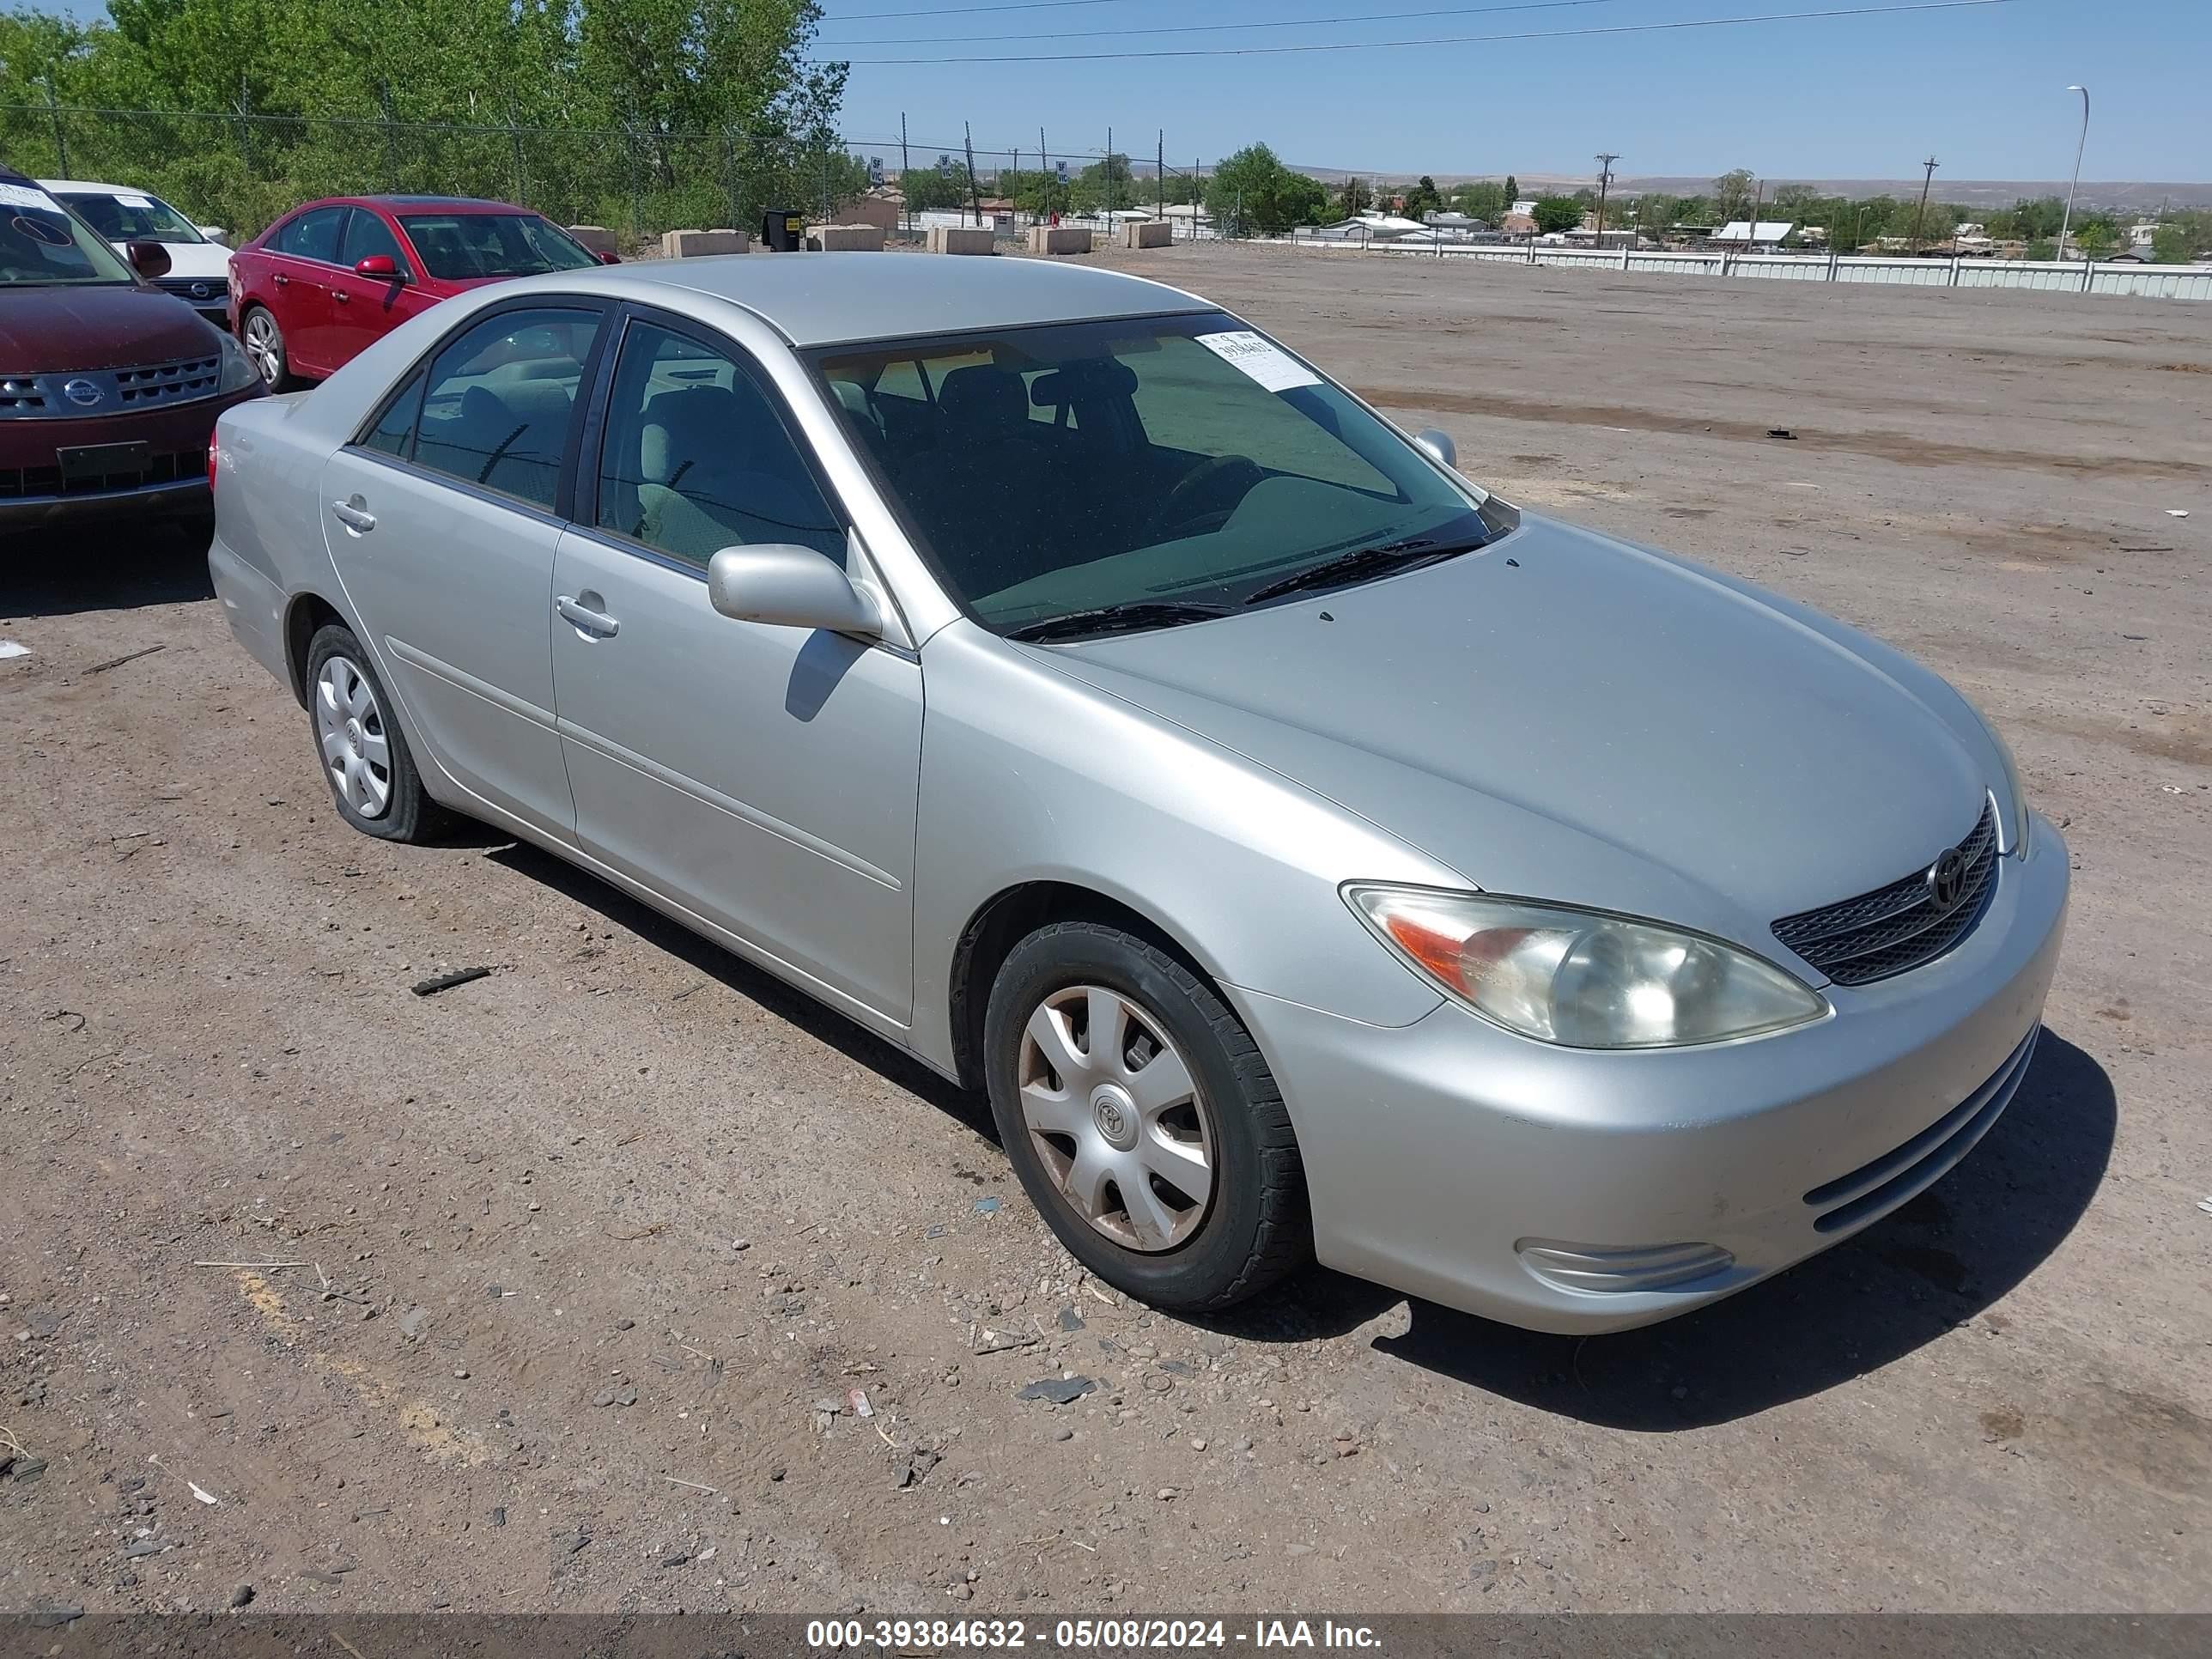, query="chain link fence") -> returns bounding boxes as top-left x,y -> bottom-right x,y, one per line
2,101 -> 860,248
